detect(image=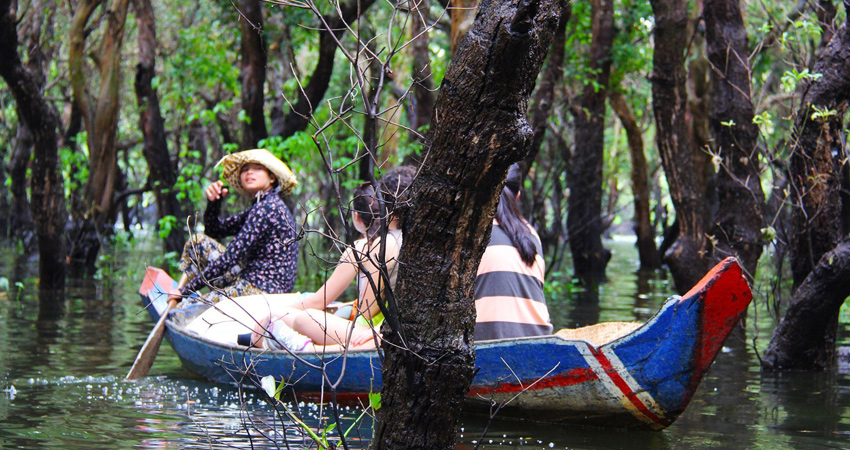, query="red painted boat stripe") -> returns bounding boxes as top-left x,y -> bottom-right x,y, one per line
589,346 -> 670,428
468,367 -> 598,396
